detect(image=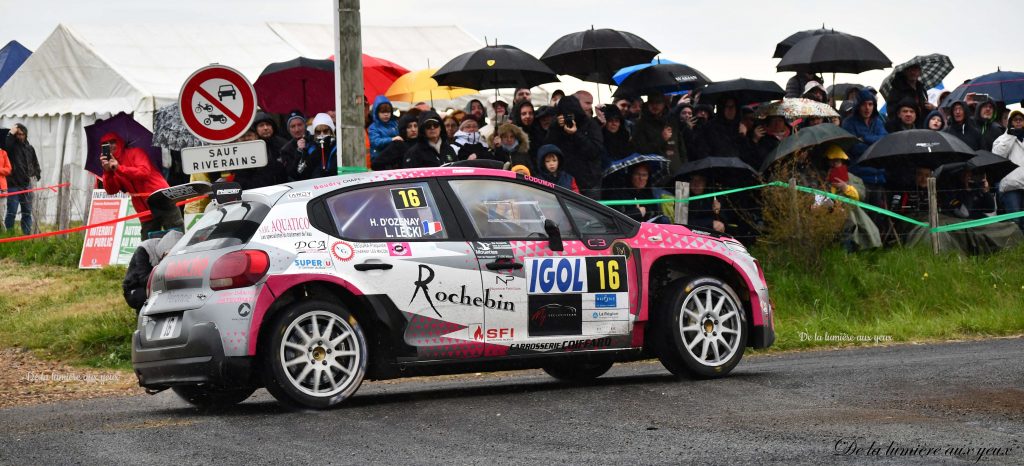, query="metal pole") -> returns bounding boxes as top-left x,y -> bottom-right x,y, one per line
928,176 -> 939,255
335,0 -> 366,172
674,181 -> 689,225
